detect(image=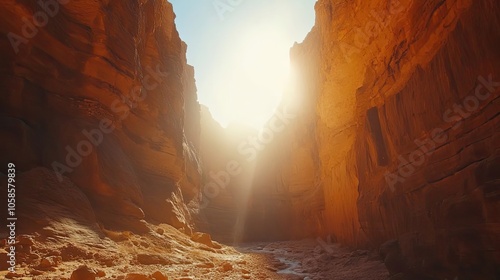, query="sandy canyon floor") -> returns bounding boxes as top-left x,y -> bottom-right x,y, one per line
1,221 -> 389,279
